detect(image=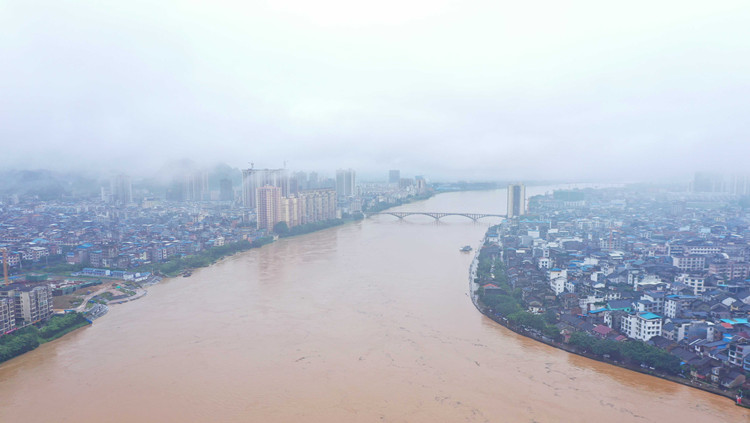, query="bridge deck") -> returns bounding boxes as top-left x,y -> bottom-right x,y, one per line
368,211 -> 506,221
